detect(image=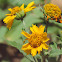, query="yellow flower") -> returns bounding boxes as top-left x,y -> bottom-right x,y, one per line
3,1 -> 36,30
21,24 -> 49,56
44,3 -> 61,21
